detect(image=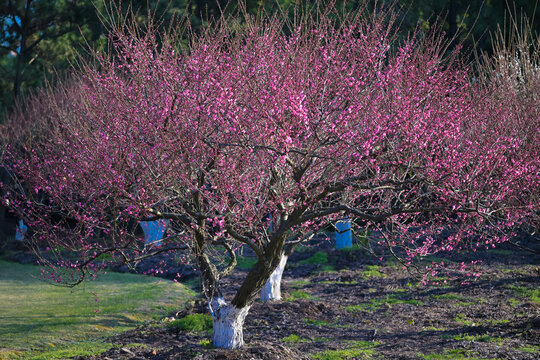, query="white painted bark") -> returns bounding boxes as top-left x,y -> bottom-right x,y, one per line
260,254 -> 288,301
209,297 -> 251,349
